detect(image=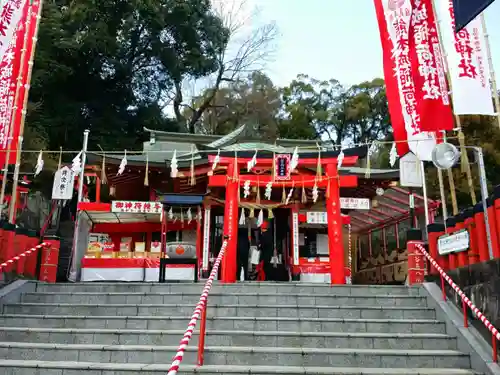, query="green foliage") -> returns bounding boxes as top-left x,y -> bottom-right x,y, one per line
28,0 -> 229,153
